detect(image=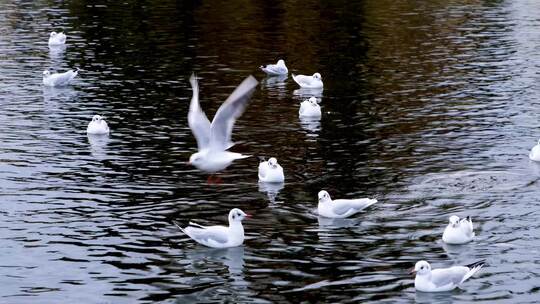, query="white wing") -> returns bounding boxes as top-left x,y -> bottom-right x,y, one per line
209,75 -> 258,151
51,70 -> 77,86
184,225 -> 229,244
431,266 -> 469,288
261,64 -> 287,75
188,74 -> 212,150
332,198 -> 377,215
